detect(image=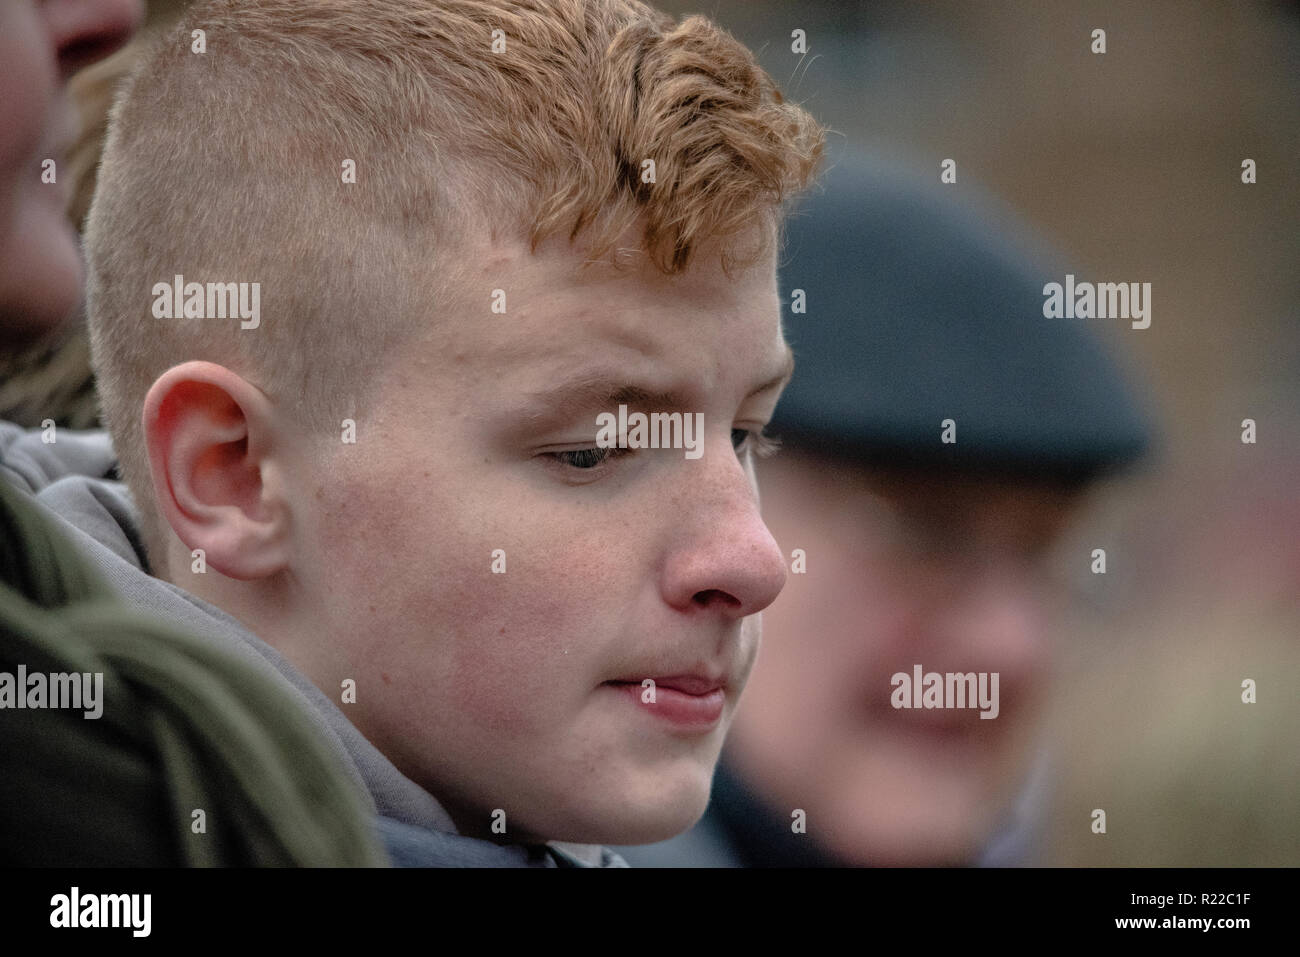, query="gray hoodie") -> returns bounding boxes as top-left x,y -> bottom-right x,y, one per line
0,421 -> 626,868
